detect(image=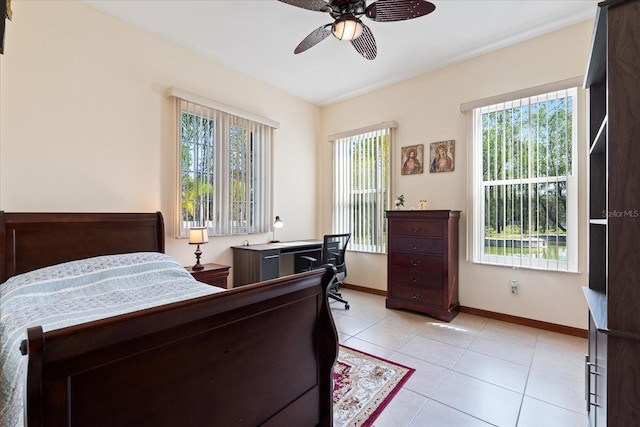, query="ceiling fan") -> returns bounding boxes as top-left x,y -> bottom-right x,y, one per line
278,0 -> 436,60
